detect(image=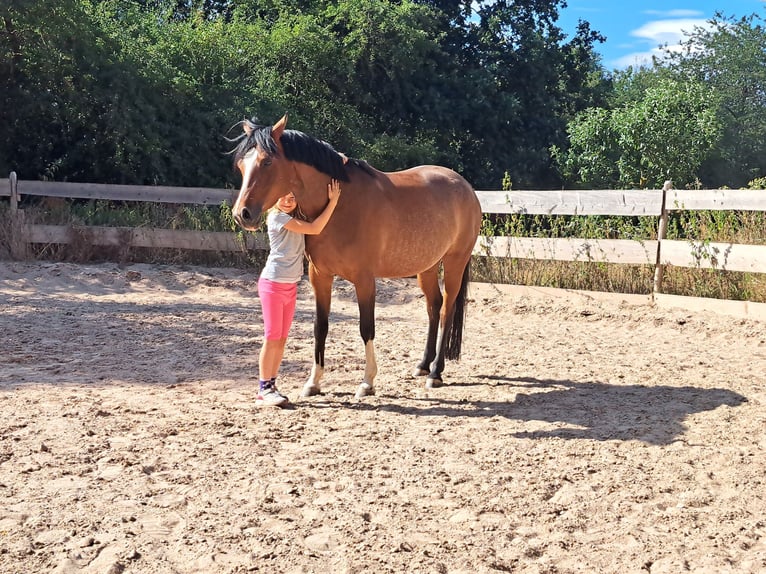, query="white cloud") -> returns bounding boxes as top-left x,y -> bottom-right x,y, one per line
612,16 -> 713,68
632,18 -> 709,45
643,10 -> 704,18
